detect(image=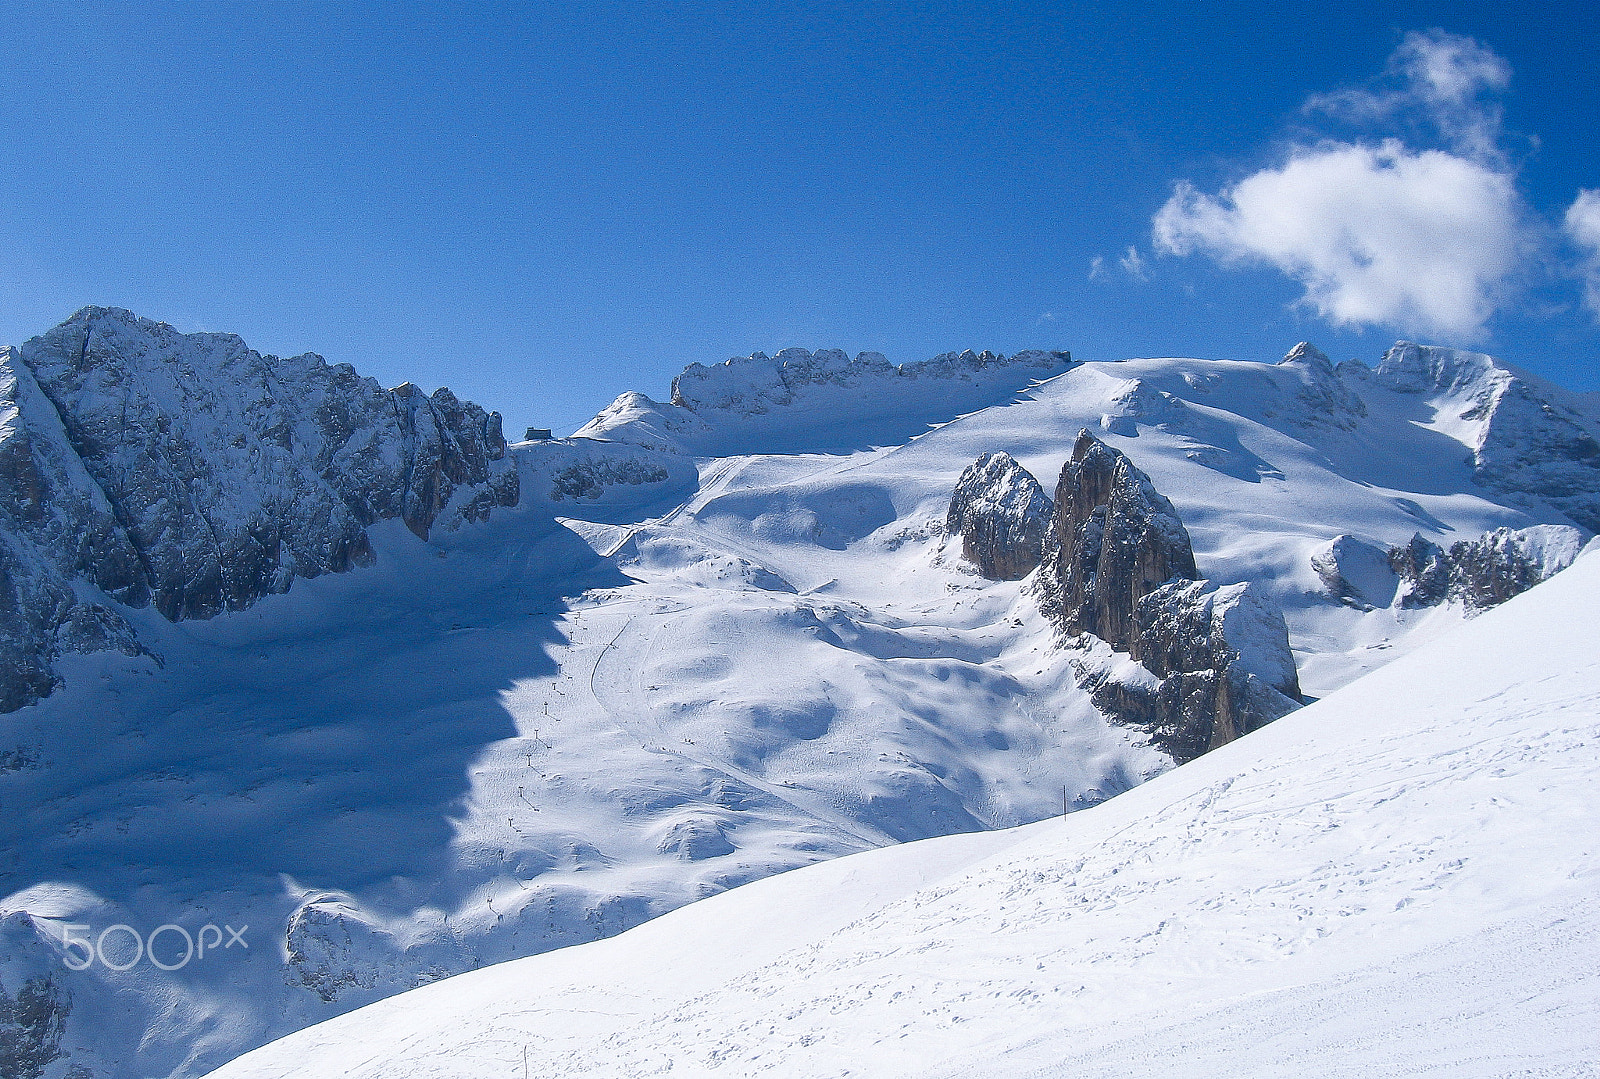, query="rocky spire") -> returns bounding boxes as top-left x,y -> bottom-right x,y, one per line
1036,429 -> 1198,650
1023,429 -> 1301,763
